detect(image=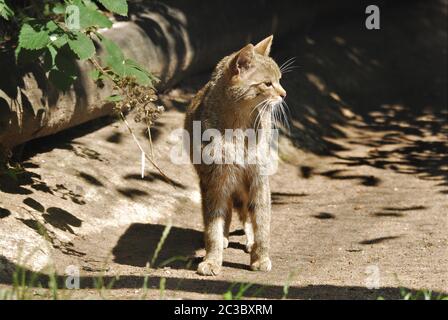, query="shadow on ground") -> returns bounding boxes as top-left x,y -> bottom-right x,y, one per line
268,0 -> 447,193
1,255 -> 445,299
112,223 -> 202,269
